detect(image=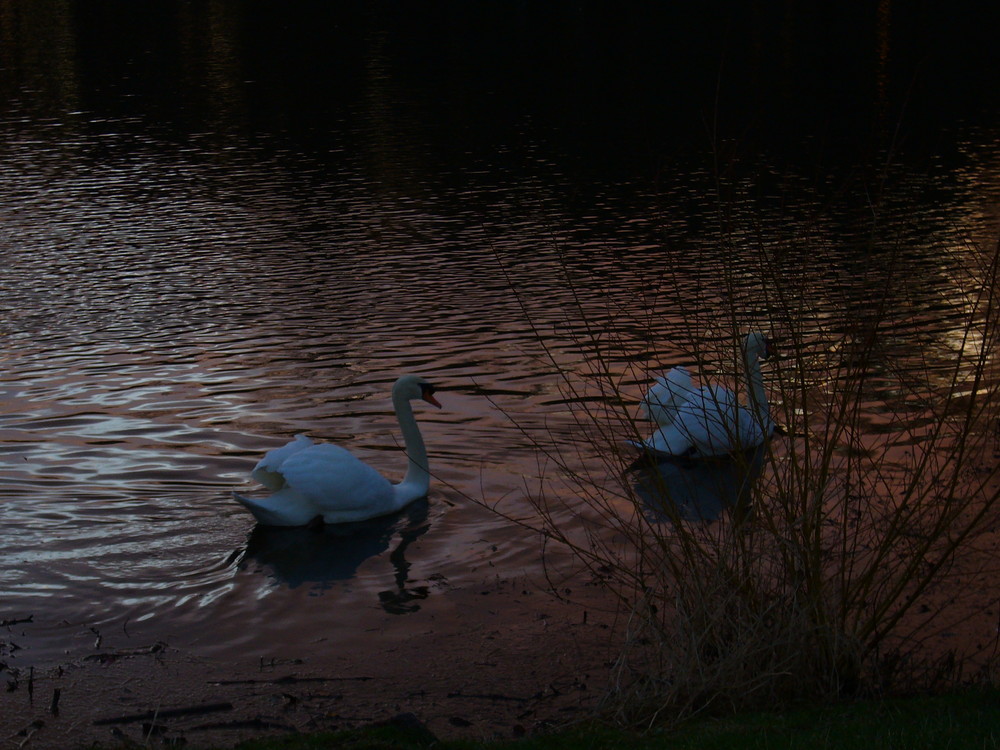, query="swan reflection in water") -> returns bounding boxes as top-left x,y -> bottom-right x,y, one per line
237,498 -> 432,614
631,446 -> 766,524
